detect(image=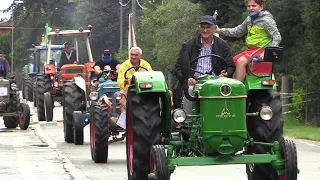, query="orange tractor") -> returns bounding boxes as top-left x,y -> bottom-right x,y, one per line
35,26 -> 96,123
